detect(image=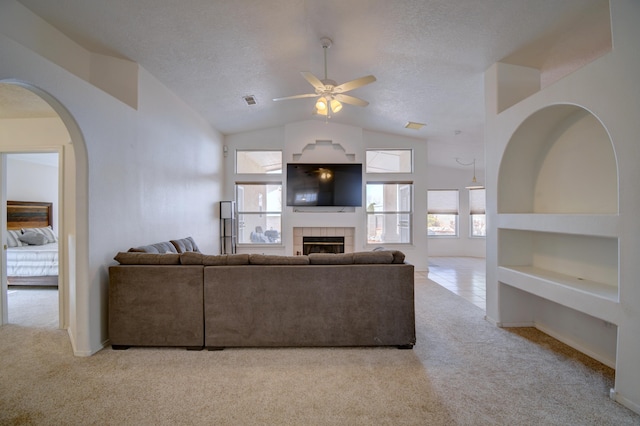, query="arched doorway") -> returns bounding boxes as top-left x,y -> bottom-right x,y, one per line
0,81 -> 86,342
